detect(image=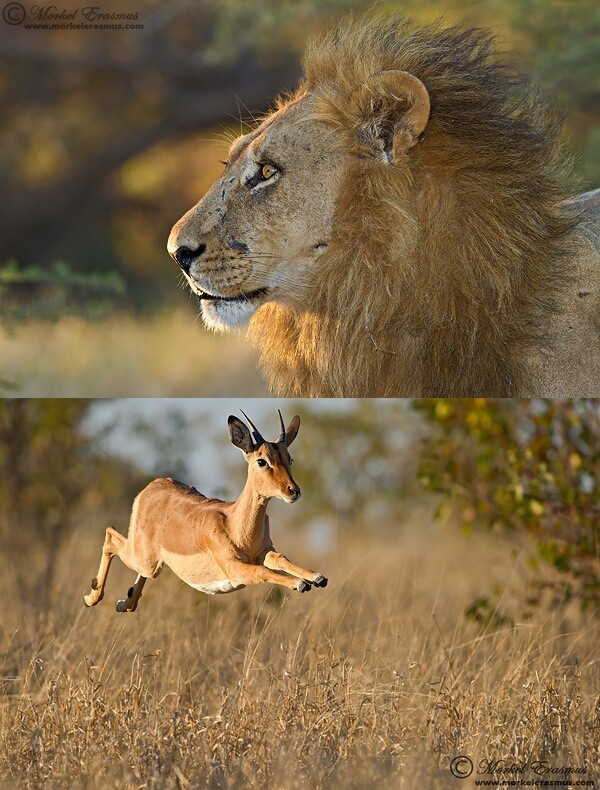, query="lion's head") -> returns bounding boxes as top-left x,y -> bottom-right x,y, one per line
168,61 -> 430,333
168,99 -> 345,331
168,16 -> 574,396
